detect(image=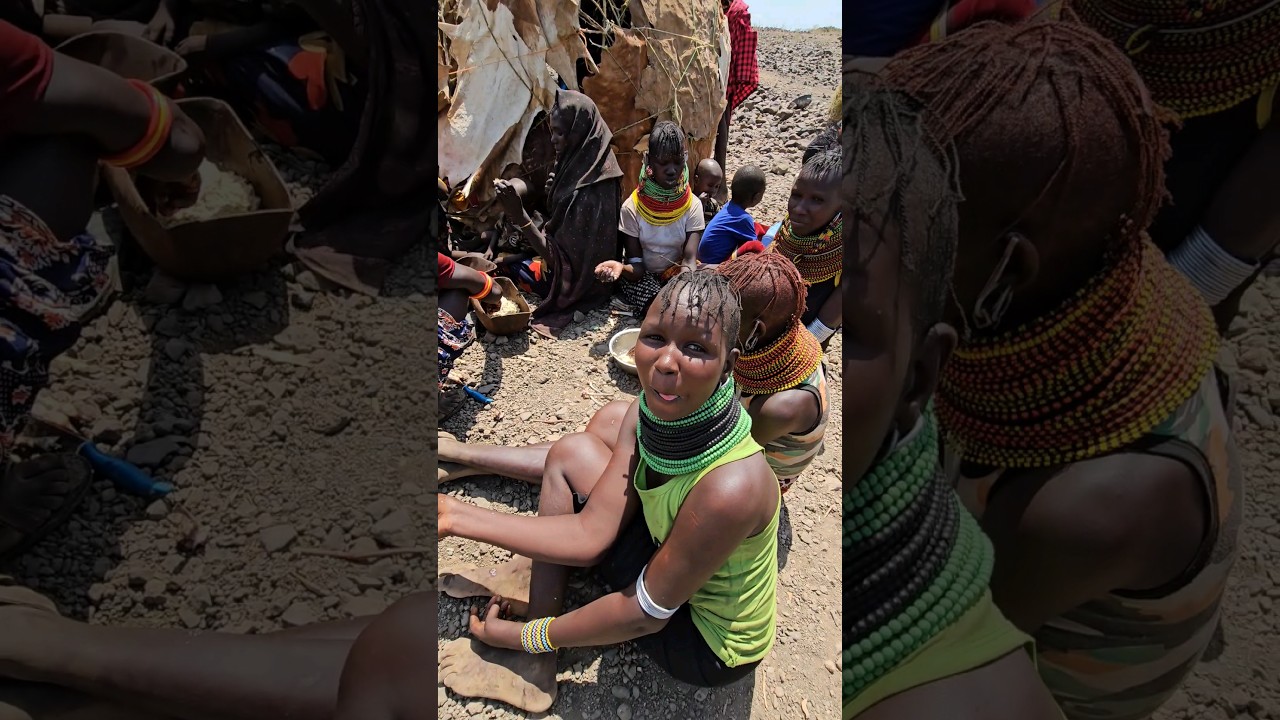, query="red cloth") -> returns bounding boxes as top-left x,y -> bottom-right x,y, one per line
0,20 -> 53,137
437,252 -> 455,282
911,0 -> 1036,46
725,0 -> 759,118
